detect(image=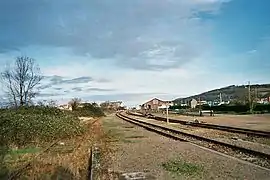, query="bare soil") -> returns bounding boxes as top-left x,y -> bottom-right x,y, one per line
102,114 -> 270,180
